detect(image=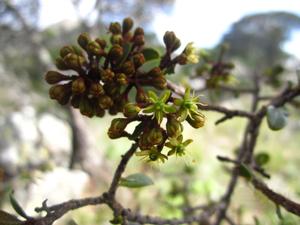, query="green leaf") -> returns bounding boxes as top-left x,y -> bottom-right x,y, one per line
119,173 -> 154,188
142,48 -> 160,61
0,210 -> 23,225
239,164 -> 252,180
119,42 -> 133,65
138,59 -> 160,73
266,106 -> 288,131
9,192 -> 28,219
255,152 -> 270,166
